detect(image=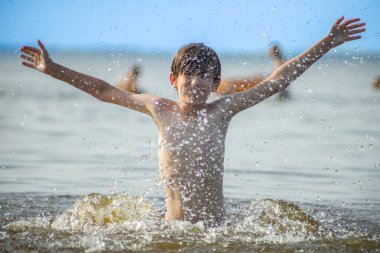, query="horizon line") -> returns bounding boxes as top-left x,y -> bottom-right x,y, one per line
1,43 -> 379,56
